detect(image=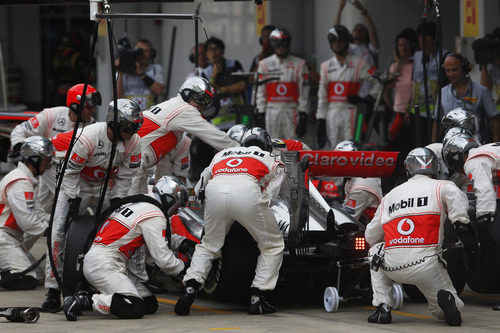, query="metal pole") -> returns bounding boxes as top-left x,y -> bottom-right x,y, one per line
165,26 -> 177,98
96,13 -> 196,20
